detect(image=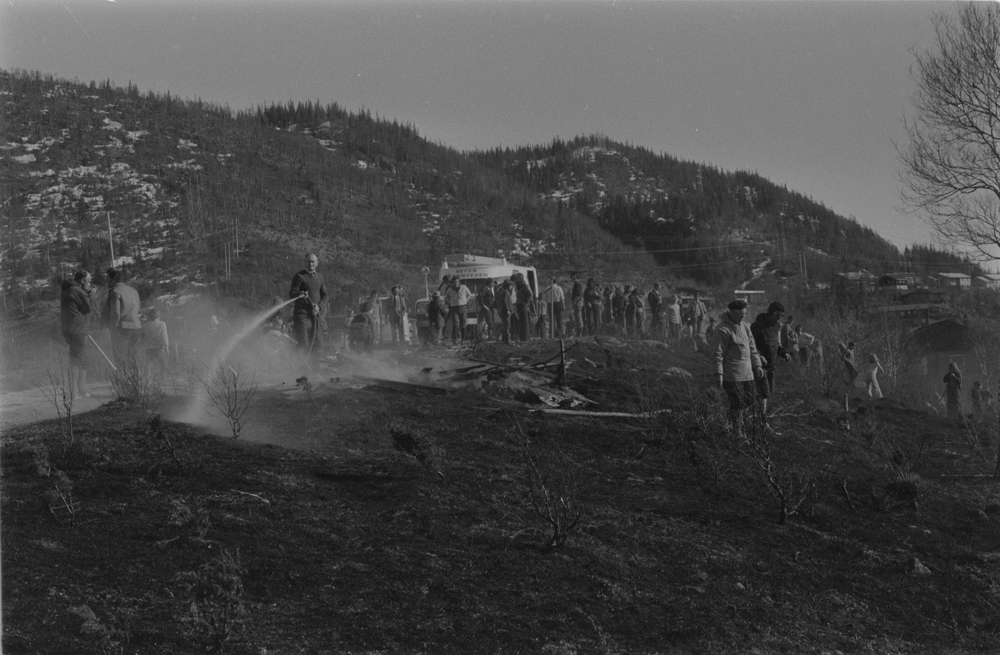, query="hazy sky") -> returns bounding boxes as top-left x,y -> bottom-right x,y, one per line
0,0 -> 955,251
